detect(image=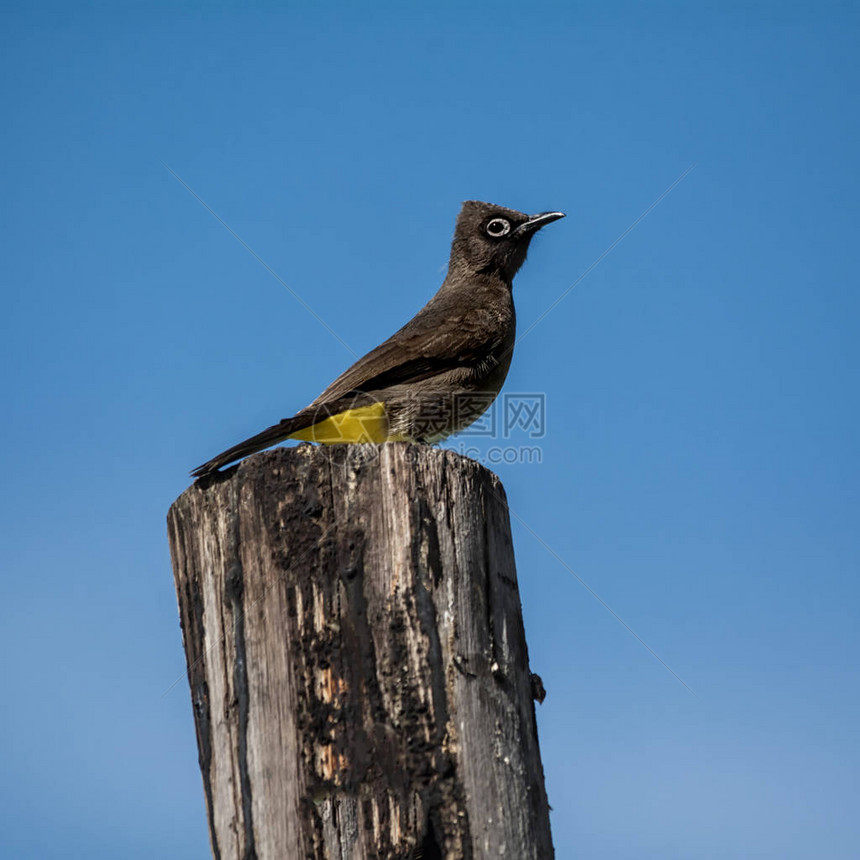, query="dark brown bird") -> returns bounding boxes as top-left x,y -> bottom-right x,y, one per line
192,201 -> 564,477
